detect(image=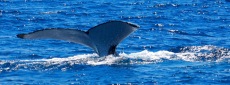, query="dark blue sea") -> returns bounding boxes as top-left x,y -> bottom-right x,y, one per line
1,0 -> 230,84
